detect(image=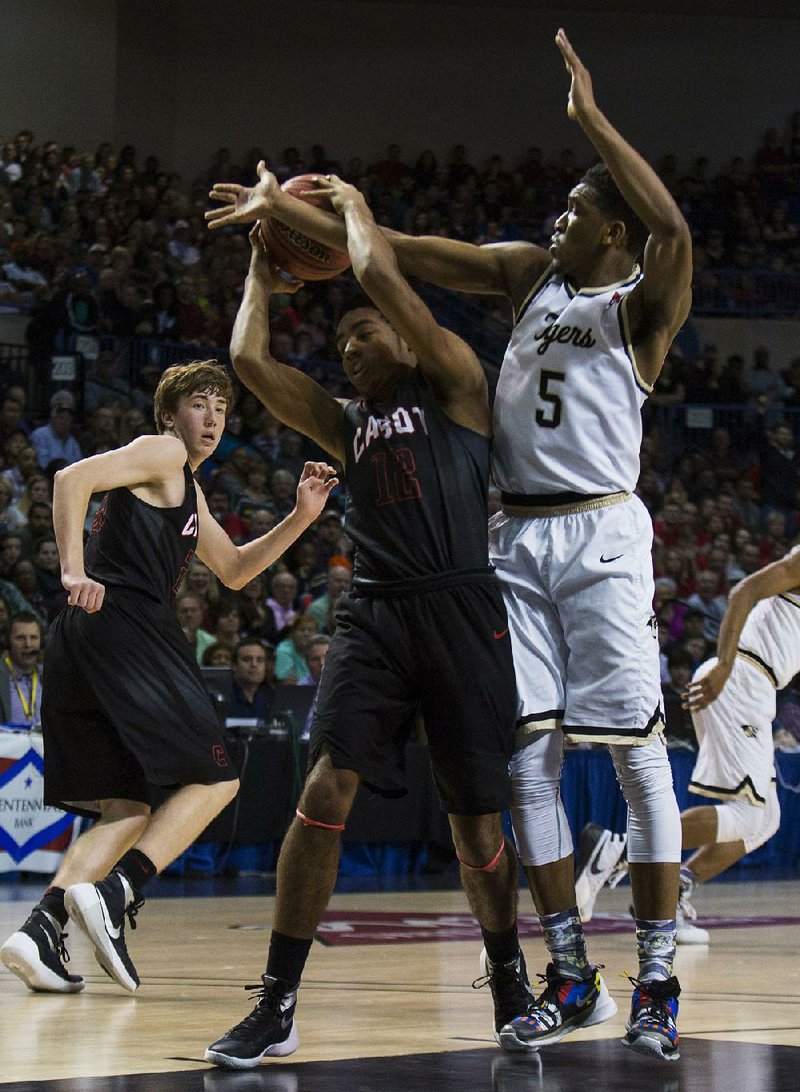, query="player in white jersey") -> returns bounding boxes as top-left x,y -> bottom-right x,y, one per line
204,28 -> 691,1064
679,548 -> 800,935
577,549 -> 798,941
